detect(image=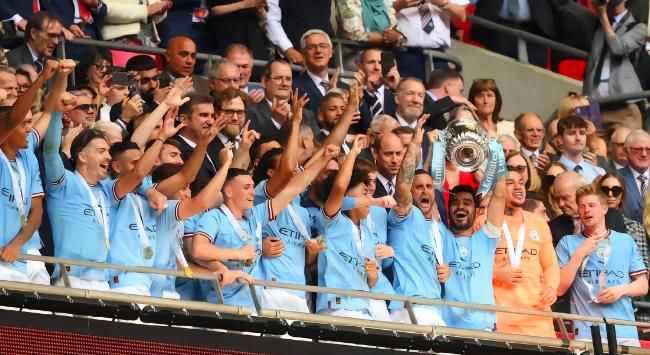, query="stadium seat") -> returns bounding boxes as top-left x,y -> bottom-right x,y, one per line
111,50 -> 164,70
556,59 -> 586,81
